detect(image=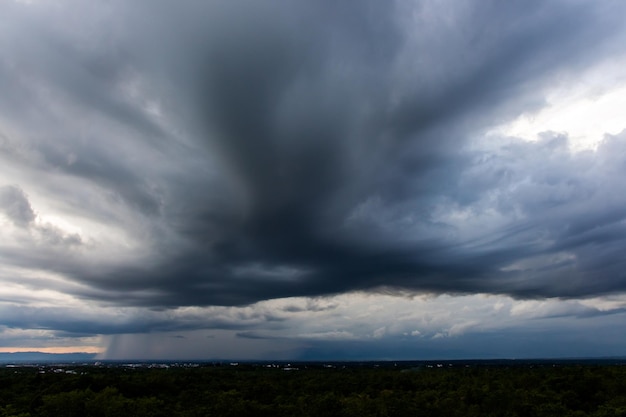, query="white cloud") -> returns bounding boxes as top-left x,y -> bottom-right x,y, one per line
487,57 -> 626,151
2,287 -> 626,358
297,330 -> 355,340
372,327 -> 386,339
